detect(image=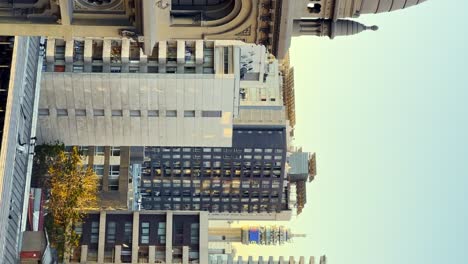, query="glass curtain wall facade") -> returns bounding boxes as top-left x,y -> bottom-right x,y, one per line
138,127 -> 287,213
